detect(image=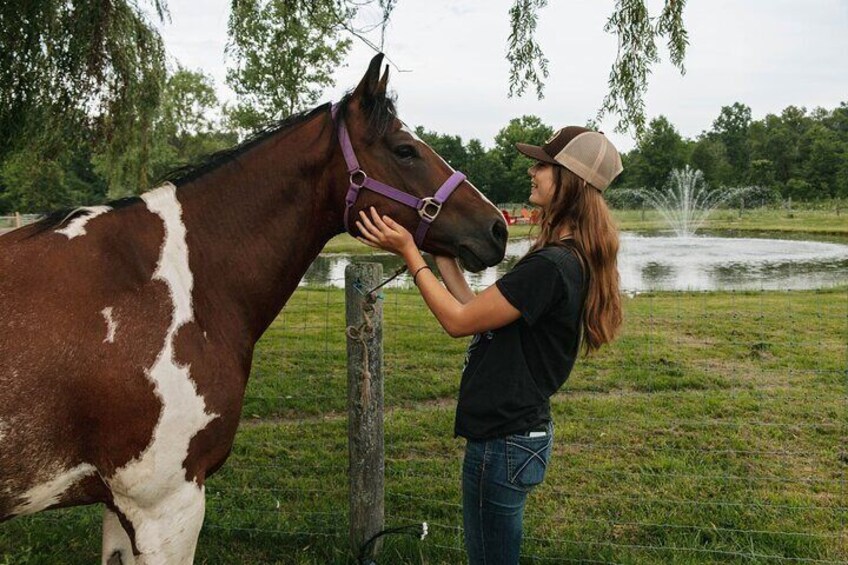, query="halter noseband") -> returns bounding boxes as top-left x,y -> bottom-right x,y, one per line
331,103 -> 466,248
